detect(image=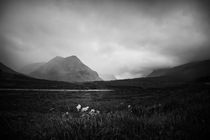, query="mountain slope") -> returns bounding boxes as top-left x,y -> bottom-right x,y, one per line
0,62 -> 85,89
147,68 -> 170,77
19,62 -> 45,74
92,59 -> 210,89
148,60 -> 210,81
165,60 -> 210,81
30,56 -> 102,82
0,63 -> 18,74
